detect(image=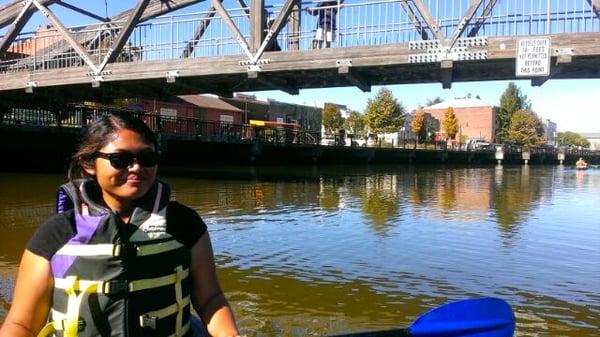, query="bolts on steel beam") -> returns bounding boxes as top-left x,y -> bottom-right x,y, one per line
25,81 -> 37,94
166,71 -> 179,83
91,76 -> 103,88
